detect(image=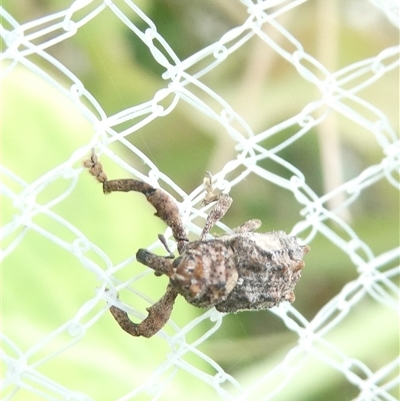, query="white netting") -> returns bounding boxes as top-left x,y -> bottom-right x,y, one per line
1,0 -> 399,400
